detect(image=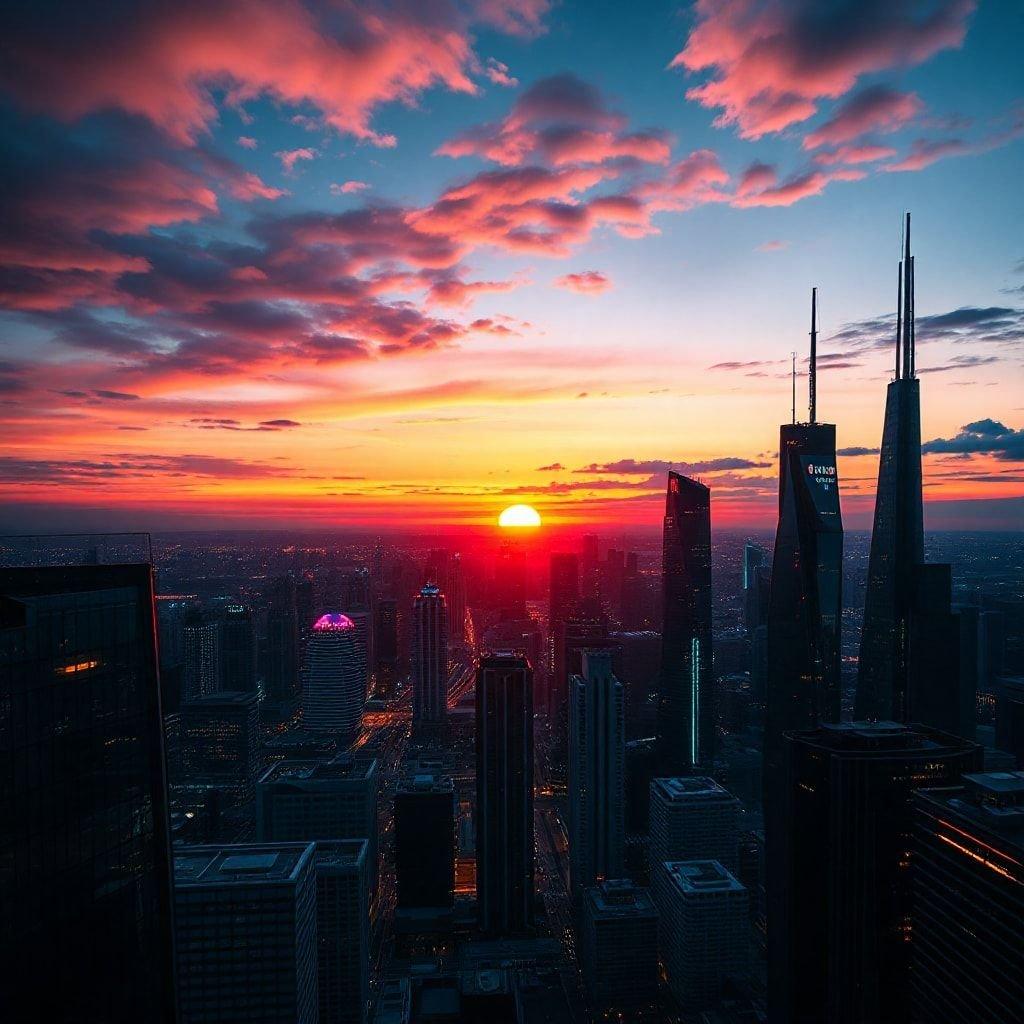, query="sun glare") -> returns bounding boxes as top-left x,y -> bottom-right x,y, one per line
498,504 -> 542,528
